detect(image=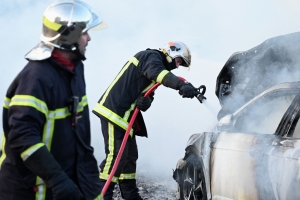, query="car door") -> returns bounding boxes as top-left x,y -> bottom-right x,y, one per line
260,92 -> 300,200
210,85 -> 299,200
